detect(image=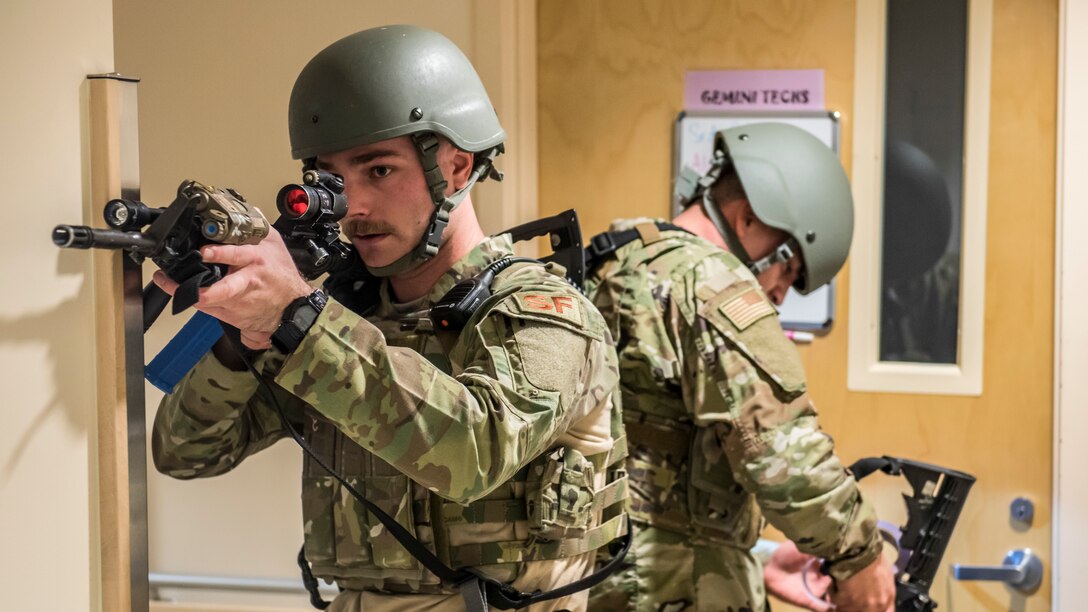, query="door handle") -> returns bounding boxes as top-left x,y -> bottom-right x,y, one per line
952,548 -> 1043,593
